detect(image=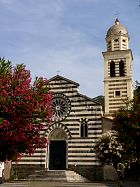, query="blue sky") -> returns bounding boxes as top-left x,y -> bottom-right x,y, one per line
0,0 -> 140,97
